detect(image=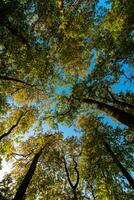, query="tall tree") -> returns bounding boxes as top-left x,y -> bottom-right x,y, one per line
13,133 -> 57,200
0,0 -> 134,199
